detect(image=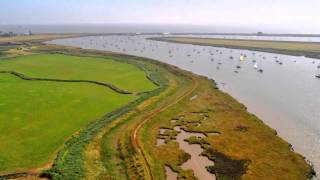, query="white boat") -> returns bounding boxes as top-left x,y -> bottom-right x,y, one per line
254,62 -> 258,69
239,55 -> 245,61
